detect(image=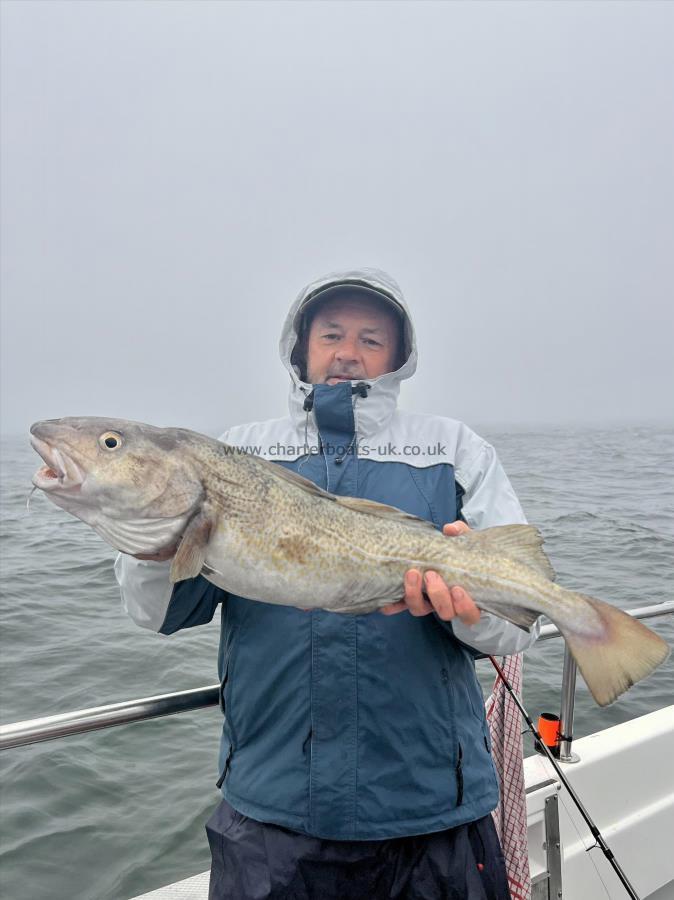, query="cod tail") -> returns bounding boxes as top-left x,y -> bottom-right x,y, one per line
558,592 -> 670,707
